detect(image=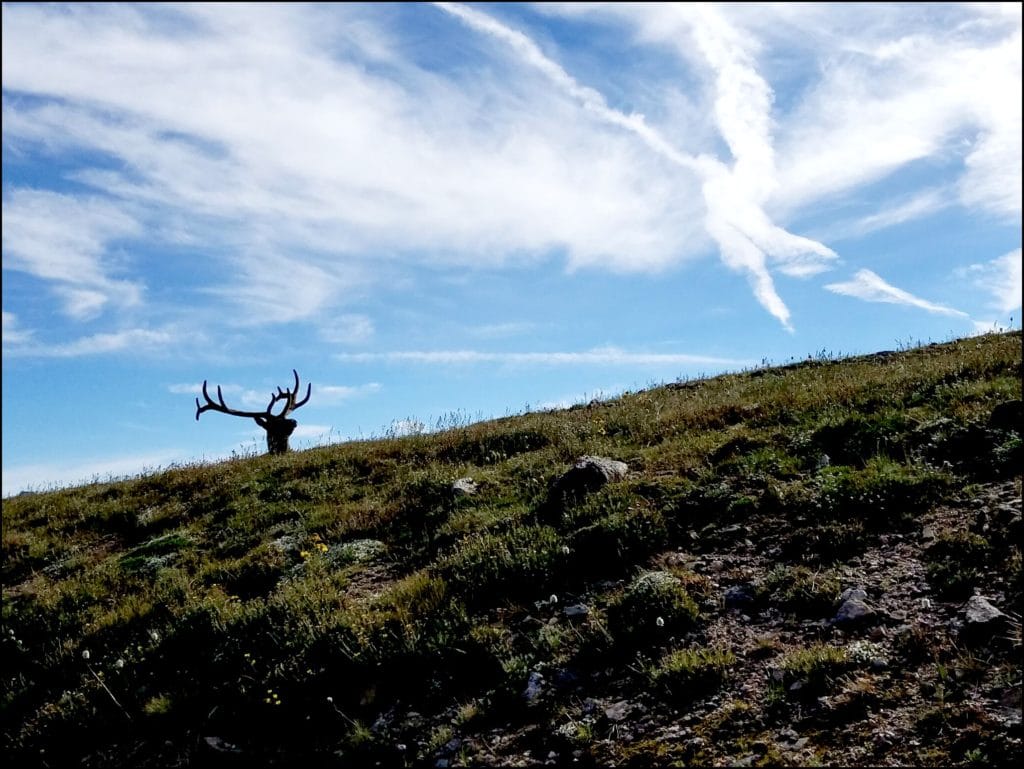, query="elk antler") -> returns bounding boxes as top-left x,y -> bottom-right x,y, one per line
267,369 -> 312,418
195,370 -> 312,421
